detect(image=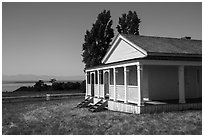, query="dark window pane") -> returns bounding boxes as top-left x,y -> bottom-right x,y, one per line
110,68 -> 114,85
100,70 -> 103,84
95,71 -> 98,84
116,67 -> 124,85
127,66 -> 137,86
